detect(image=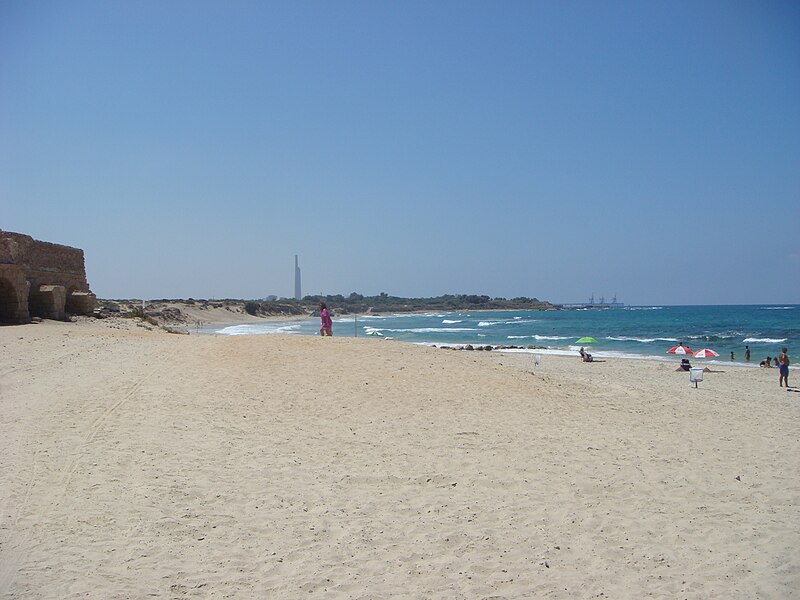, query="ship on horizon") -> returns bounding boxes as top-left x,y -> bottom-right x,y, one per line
561,294 -> 626,309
